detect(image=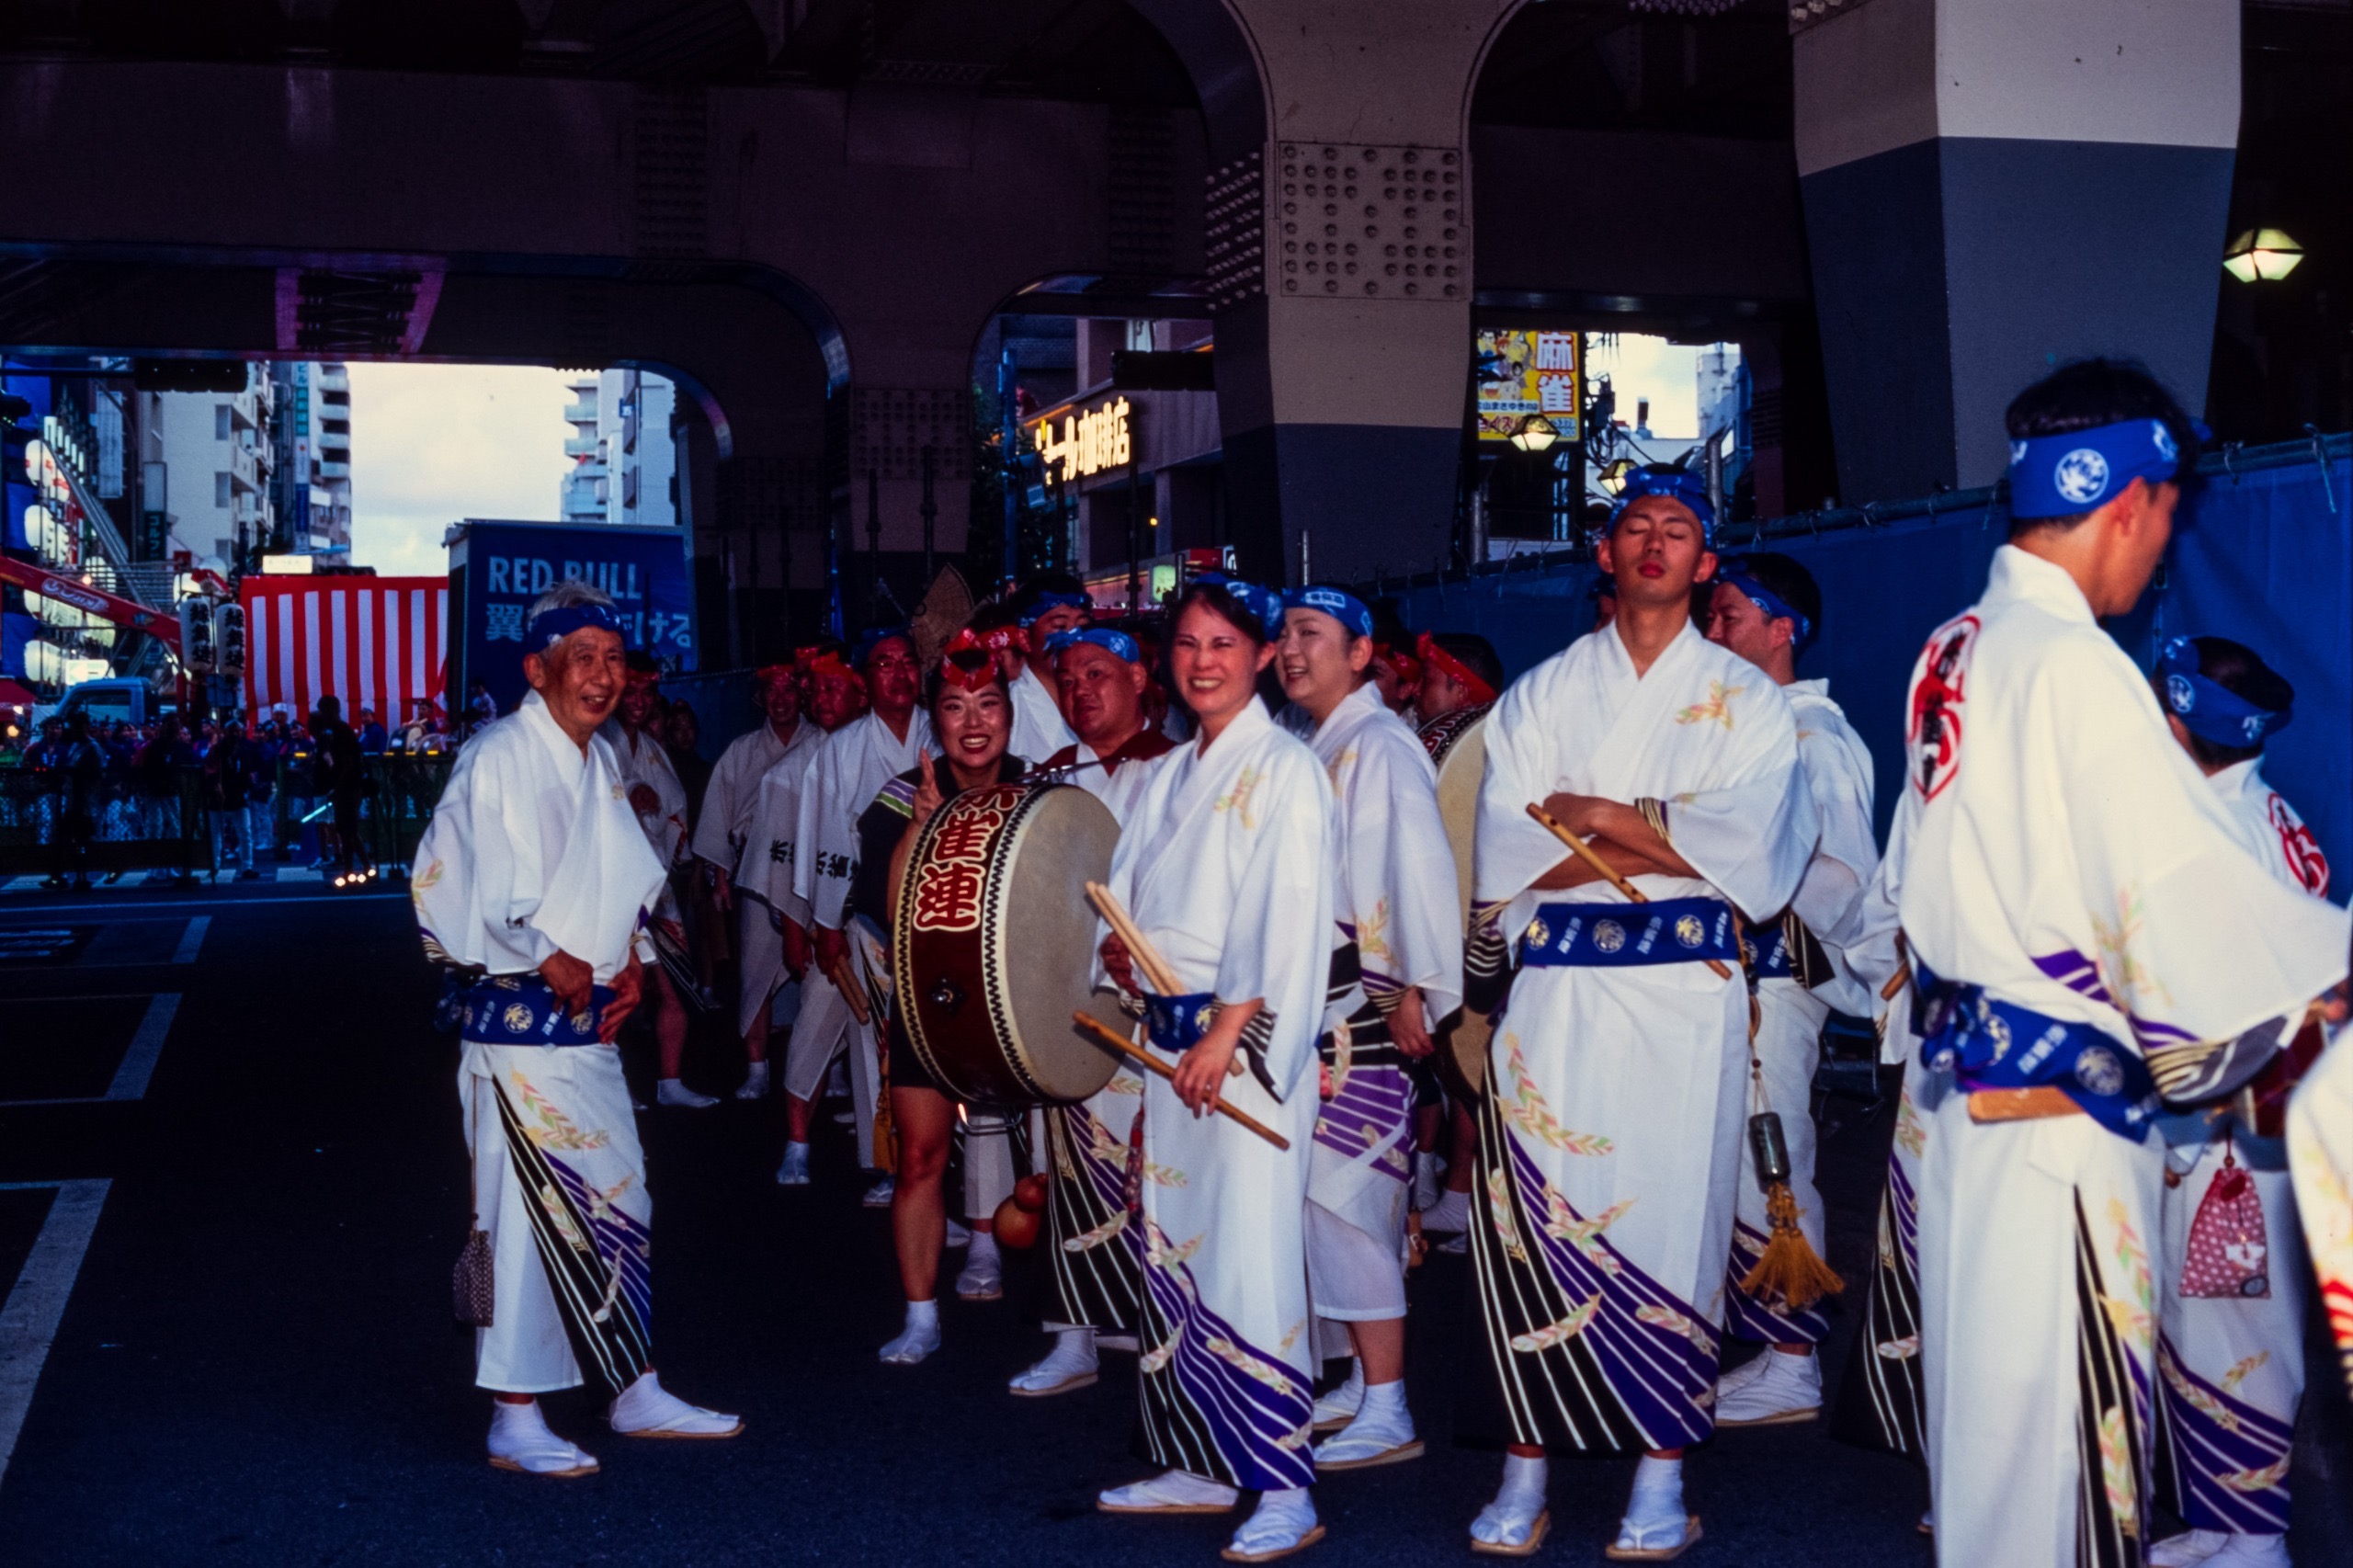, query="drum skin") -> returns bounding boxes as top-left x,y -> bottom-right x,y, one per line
1421,705 -> 1492,1096
893,781 -> 1129,1107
